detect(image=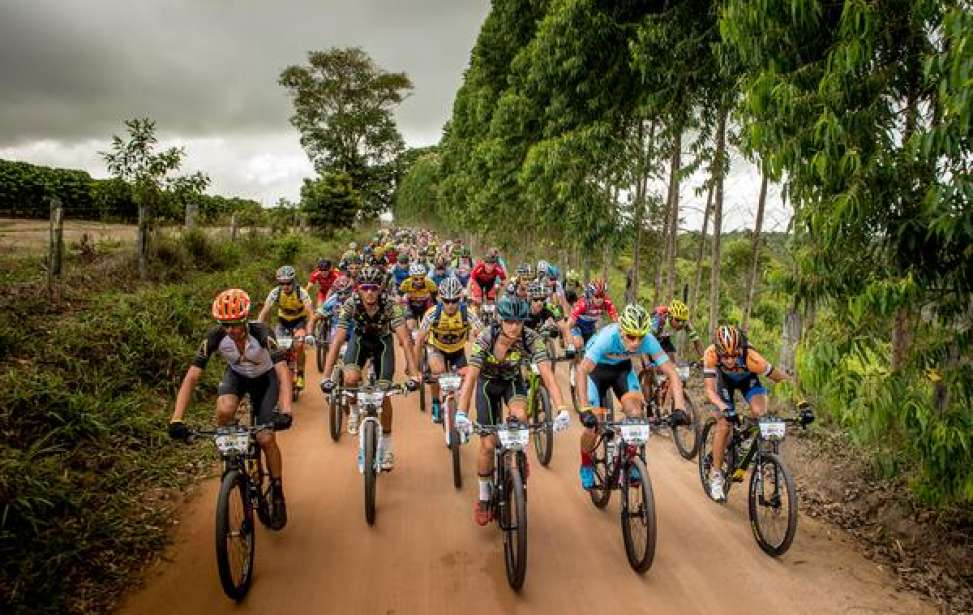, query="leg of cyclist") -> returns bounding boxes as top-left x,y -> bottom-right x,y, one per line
343,336 -> 365,434
294,321 -> 307,389
474,378 -> 505,525
428,347 -> 446,423
709,374 -> 742,501
249,370 -> 287,528
375,335 -> 397,470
